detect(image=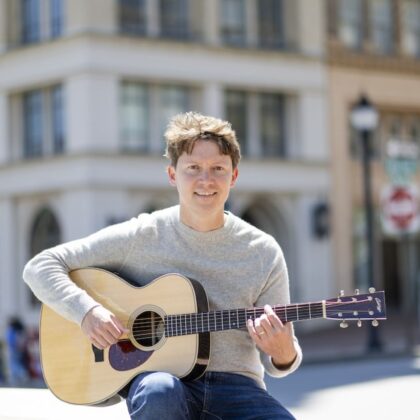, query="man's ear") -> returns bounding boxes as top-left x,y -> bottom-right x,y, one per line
230,167 -> 239,187
167,166 -> 176,186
